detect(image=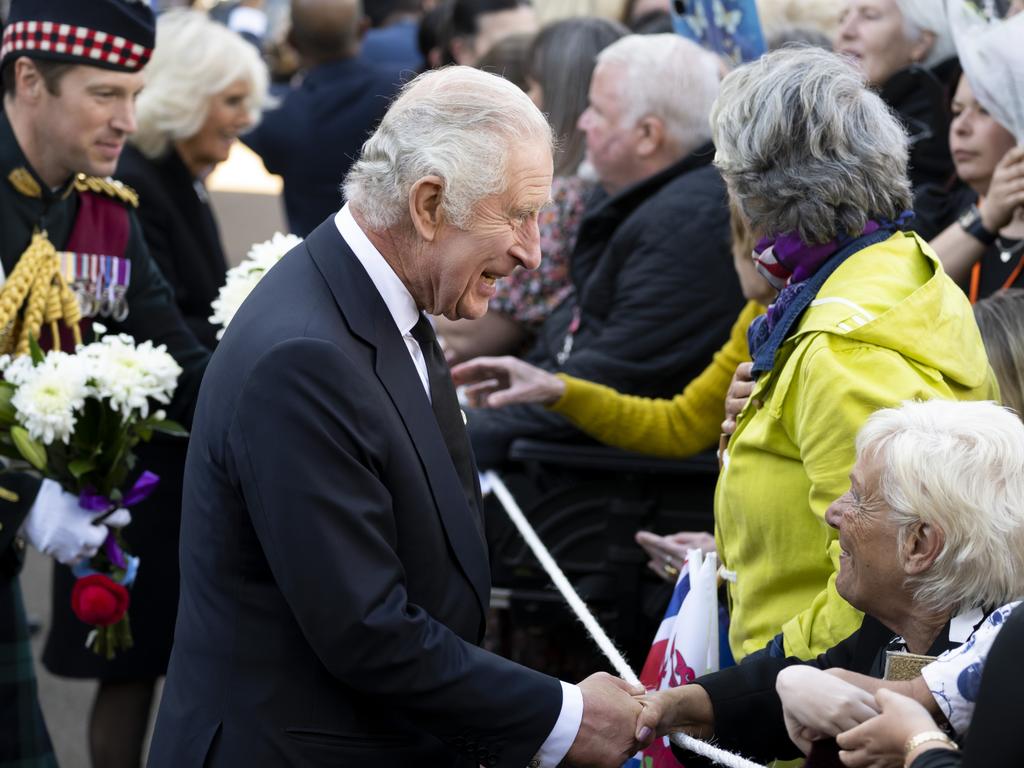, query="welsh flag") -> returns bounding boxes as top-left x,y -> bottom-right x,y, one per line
624,549 -> 733,768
